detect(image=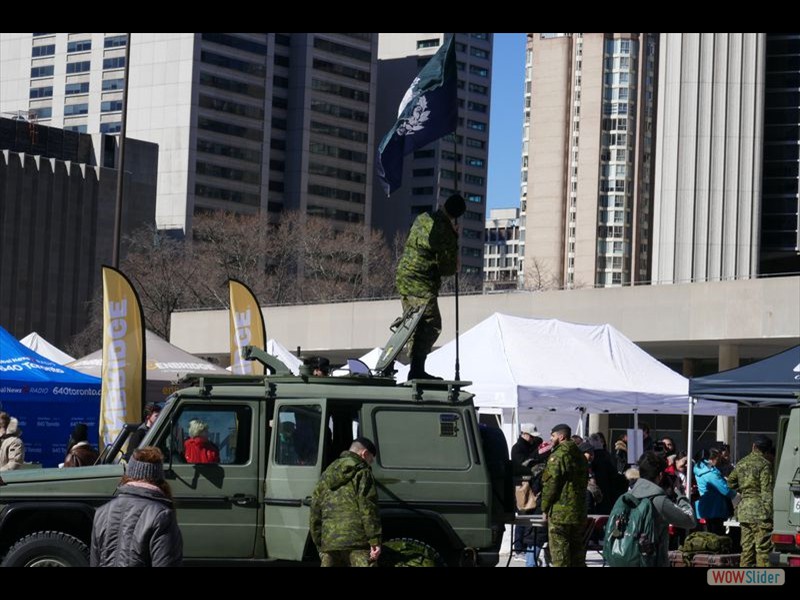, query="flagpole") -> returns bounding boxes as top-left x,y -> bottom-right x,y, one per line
451,32 -> 461,382
112,33 -> 131,268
